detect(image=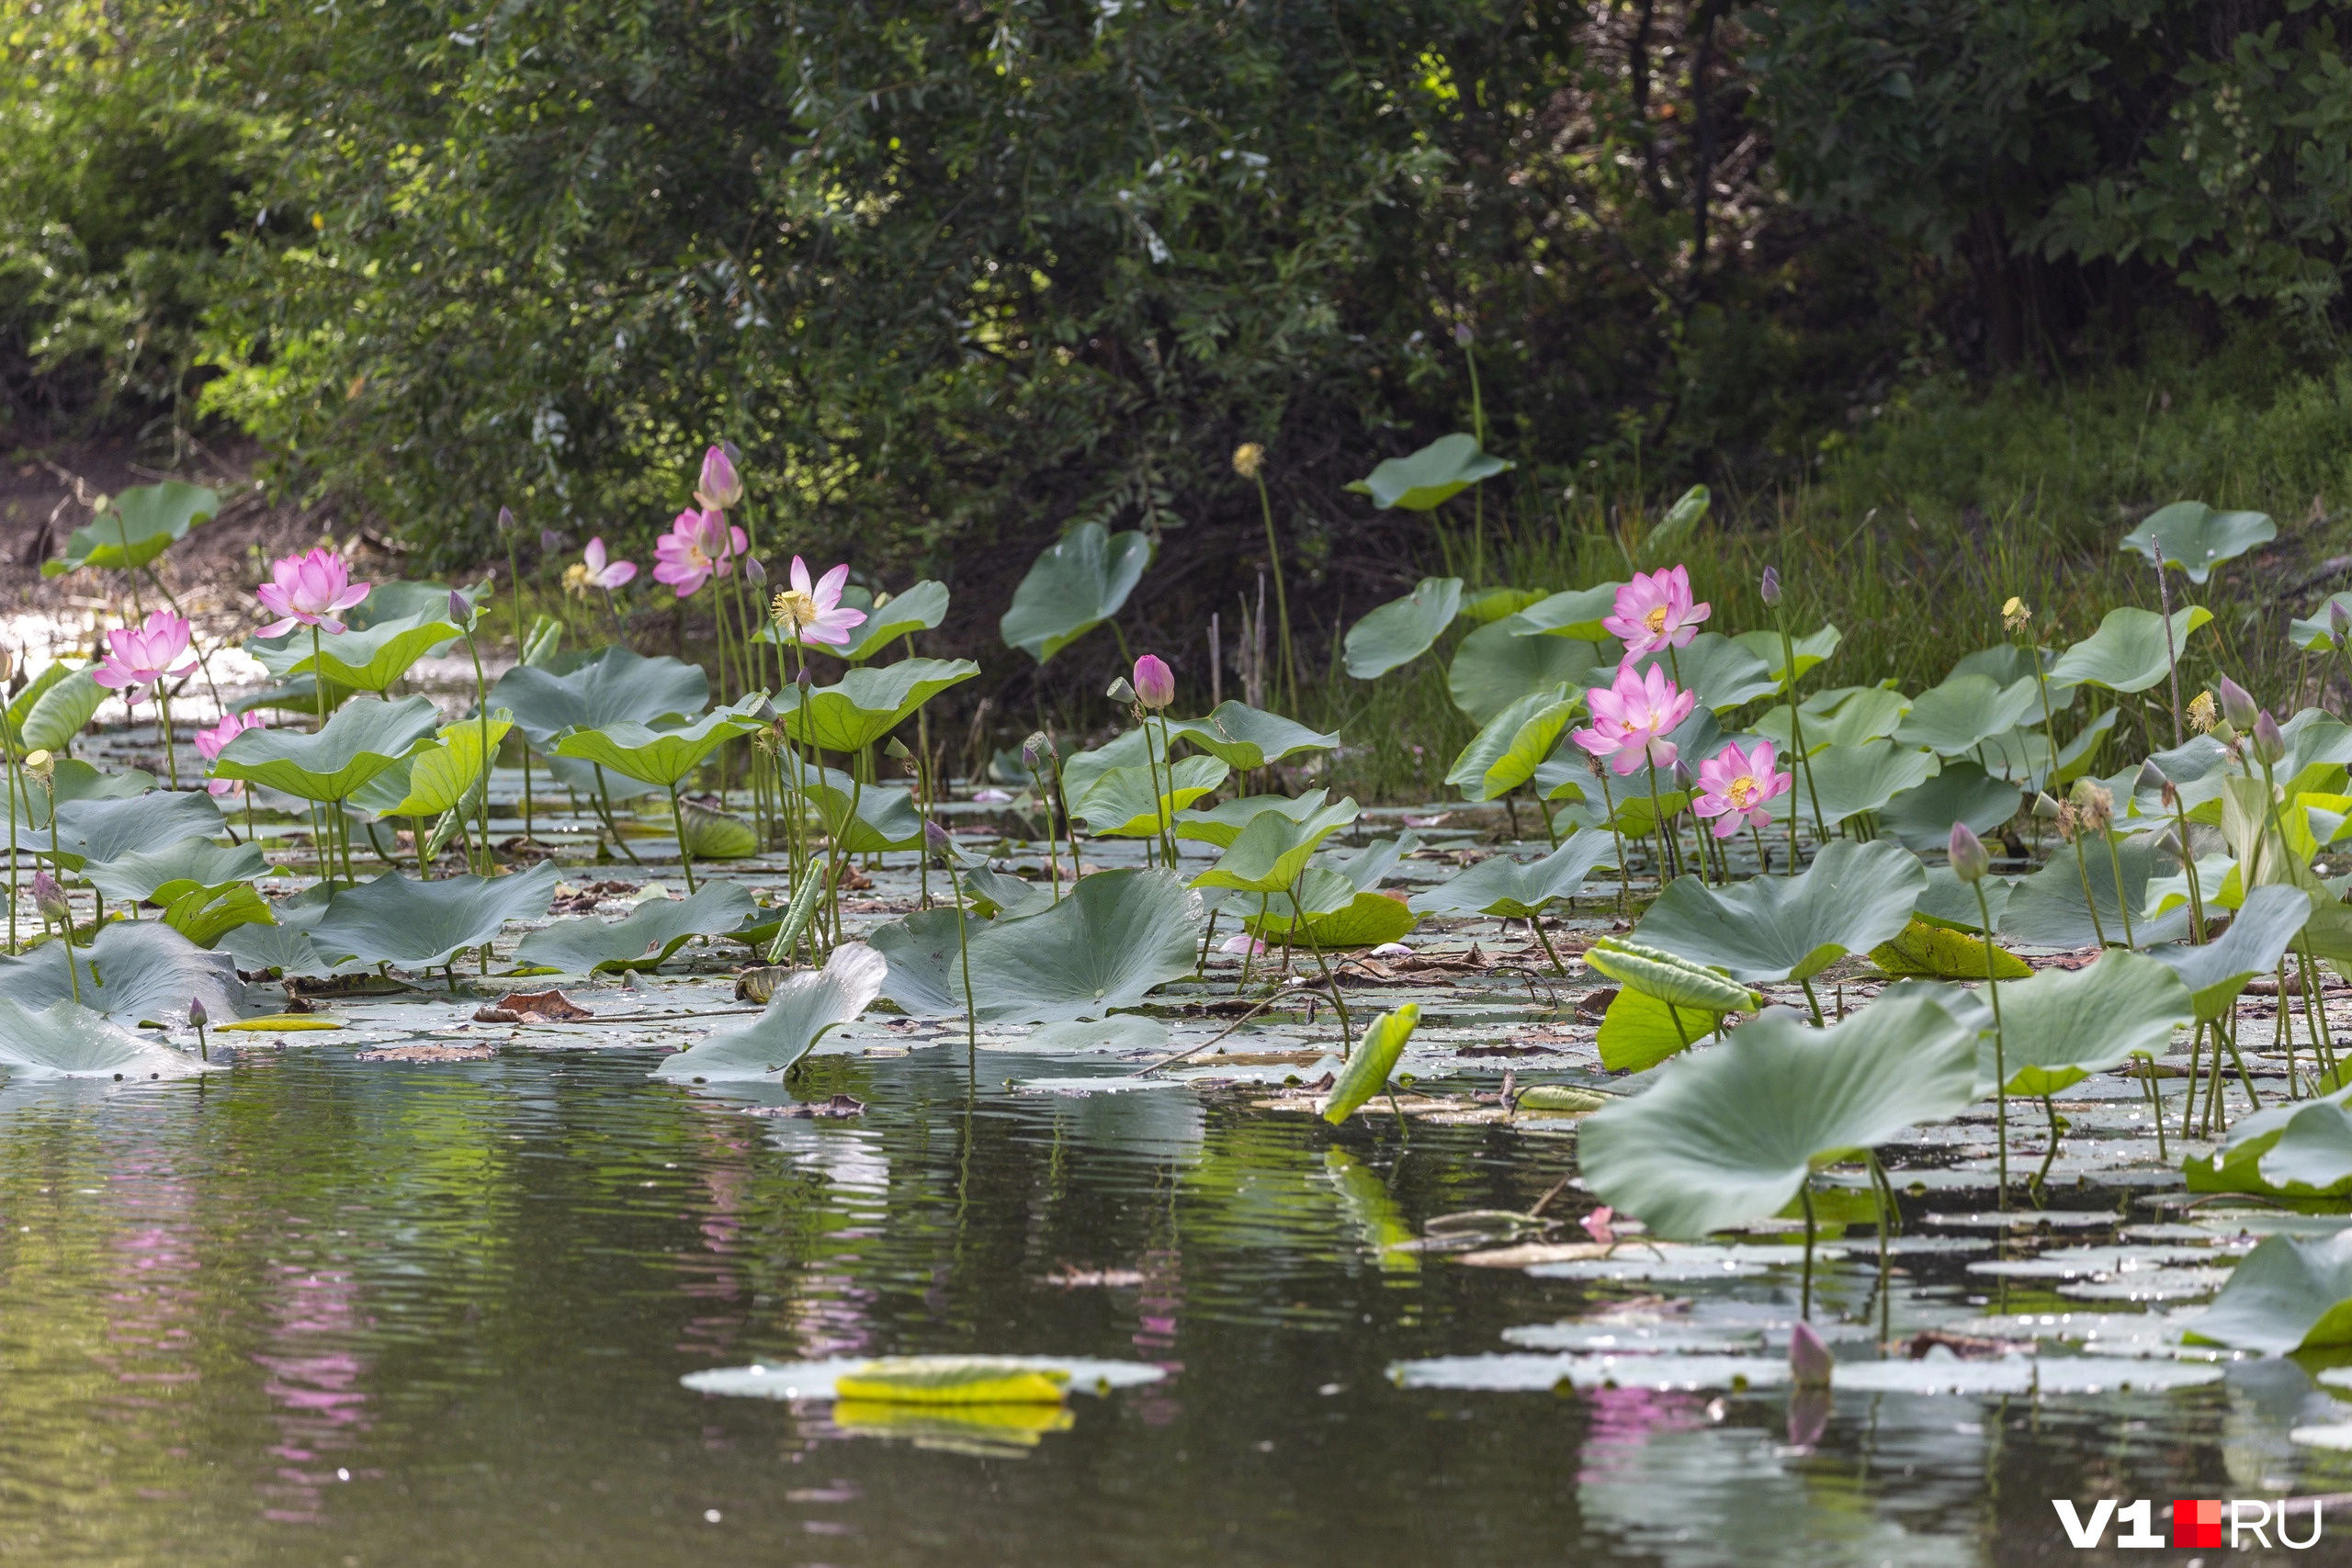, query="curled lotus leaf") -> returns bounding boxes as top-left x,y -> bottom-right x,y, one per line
1245,886 -> 1418,950
44,480 -> 218,577
1632,839 -> 1927,984
2120,501 -> 2275,585
2257,1098 -> 2352,1194
0,919 -> 240,1027
82,834 -> 267,906
2291,591 -> 2352,653
1594,986 -> 1728,1074
376,715 -> 513,818
1869,917 -> 2030,981
492,647 -> 709,747
1445,687 -> 1577,801
0,998 -> 209,1077
19,670 -> 105,754
1344,433 -> 1511,512
1058,727 -> 1156,807
551,700 -> 767,788
654,944 -> 888,1082
1512,582 -> 1623,641
1343,577 -> 1463,680
2189,1082 -> 2352,1200
798,764 -> 927,852
777,659 -> 979,752
2184,1232 -> 2352,1355
2145,883 -> 2312,1021
1411,834 -> 1617,919
306,863 -> 560,972
162,882 -> 272,949
1174,788 -> 1329,850
1322,1006 -> 1421,1122
1579,988 -> 1980,1240
678,801 -> 757,860
1461,587 -> 1552,625
1073,756 -> 1230,839
1961,948 -> 2193,1099
515,882 -> 759,974
1190,797 -> 1361,893
211,694 -> 443,804
1447,618 -> 1601,724
2048,605 -> 2213,694
297,608 -> 463,694
833,579 -> 950,663
1582,936 -> 1758,1013
999,523 -> 1153,664
1162,703 -> 1338,772
27,790 -> 225,873
1731,625 -> 1841,686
